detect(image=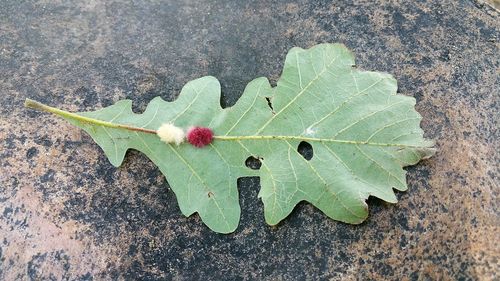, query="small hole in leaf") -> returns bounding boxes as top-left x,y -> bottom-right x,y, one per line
265,97 -> 275,113
297,141 -> 313,160
245,156 -> 262,170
